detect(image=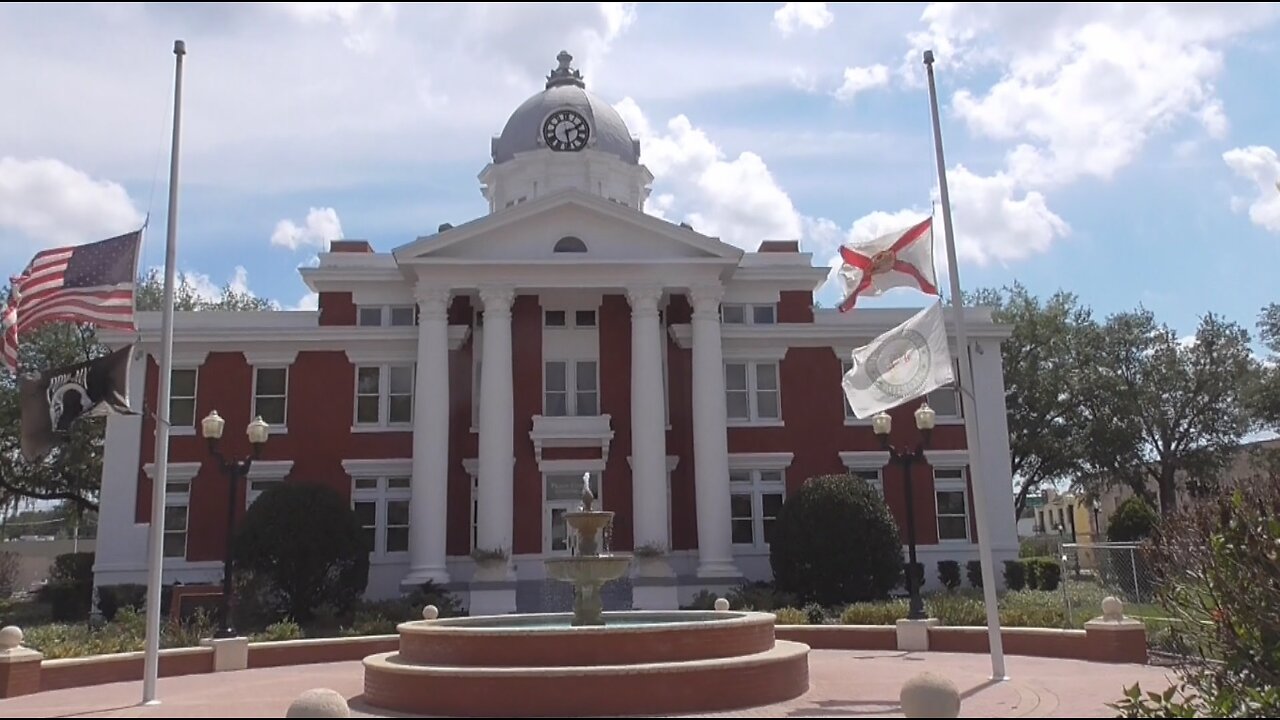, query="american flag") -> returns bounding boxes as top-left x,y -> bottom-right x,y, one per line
2,230 -> 141,370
